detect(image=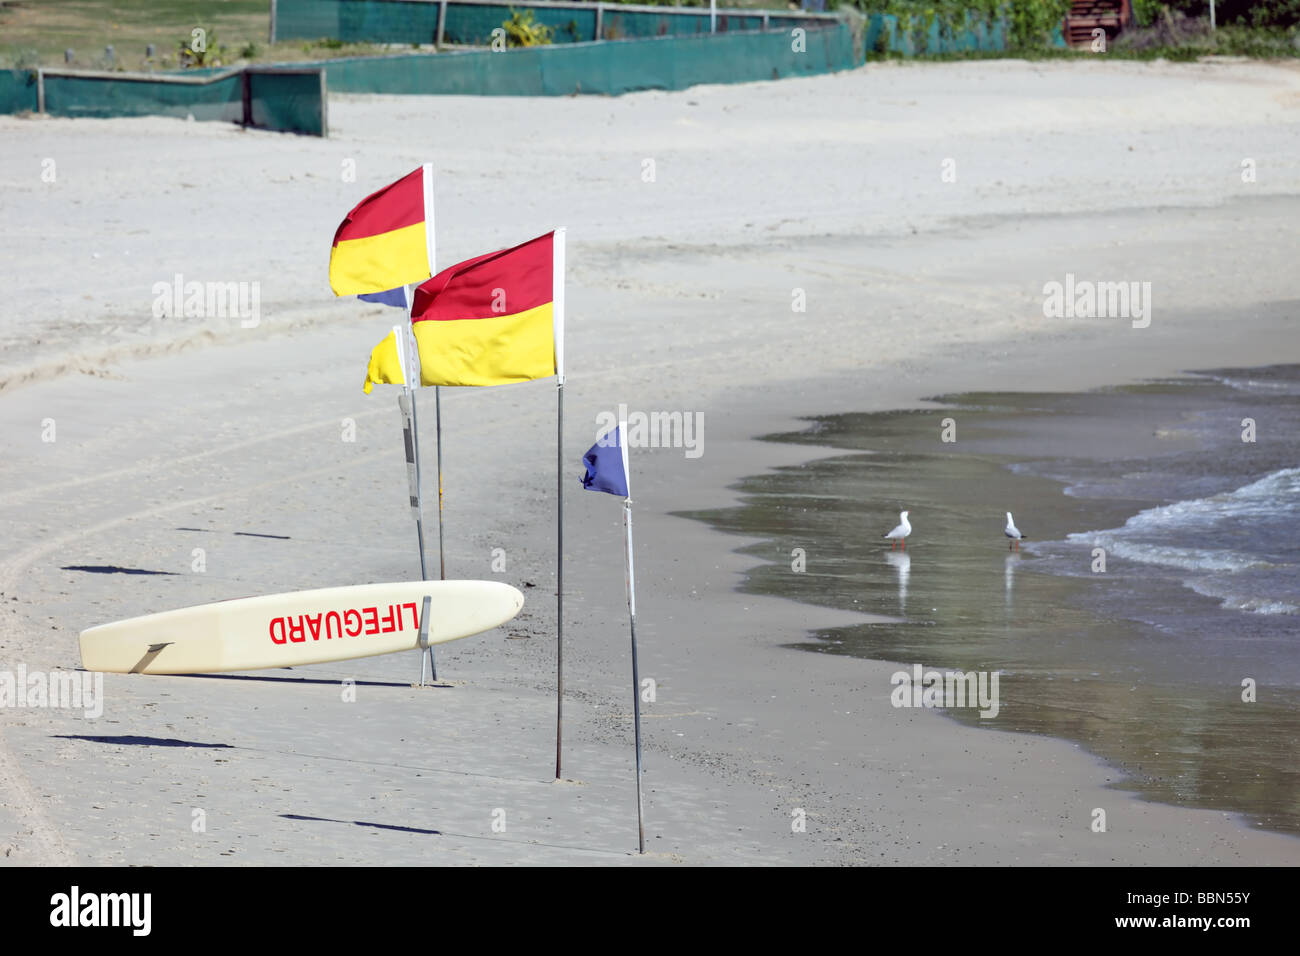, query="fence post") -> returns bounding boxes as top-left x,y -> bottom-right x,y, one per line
318,68 -> 329,138
35,68 -> 45,114
241,69 -> 252,128
762,12 -> 770,30
269,0 -> 278,45
594,2 -> 604,41
437,0 -> 448,47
